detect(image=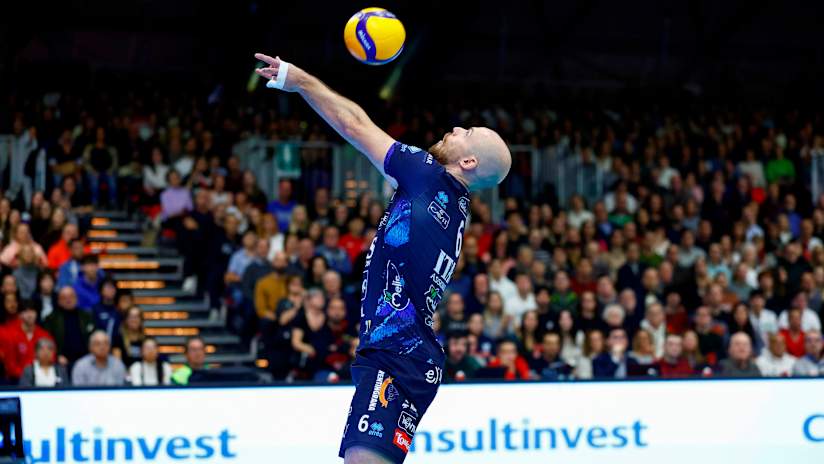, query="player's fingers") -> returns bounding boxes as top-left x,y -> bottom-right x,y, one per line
254,53 -> 277,65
